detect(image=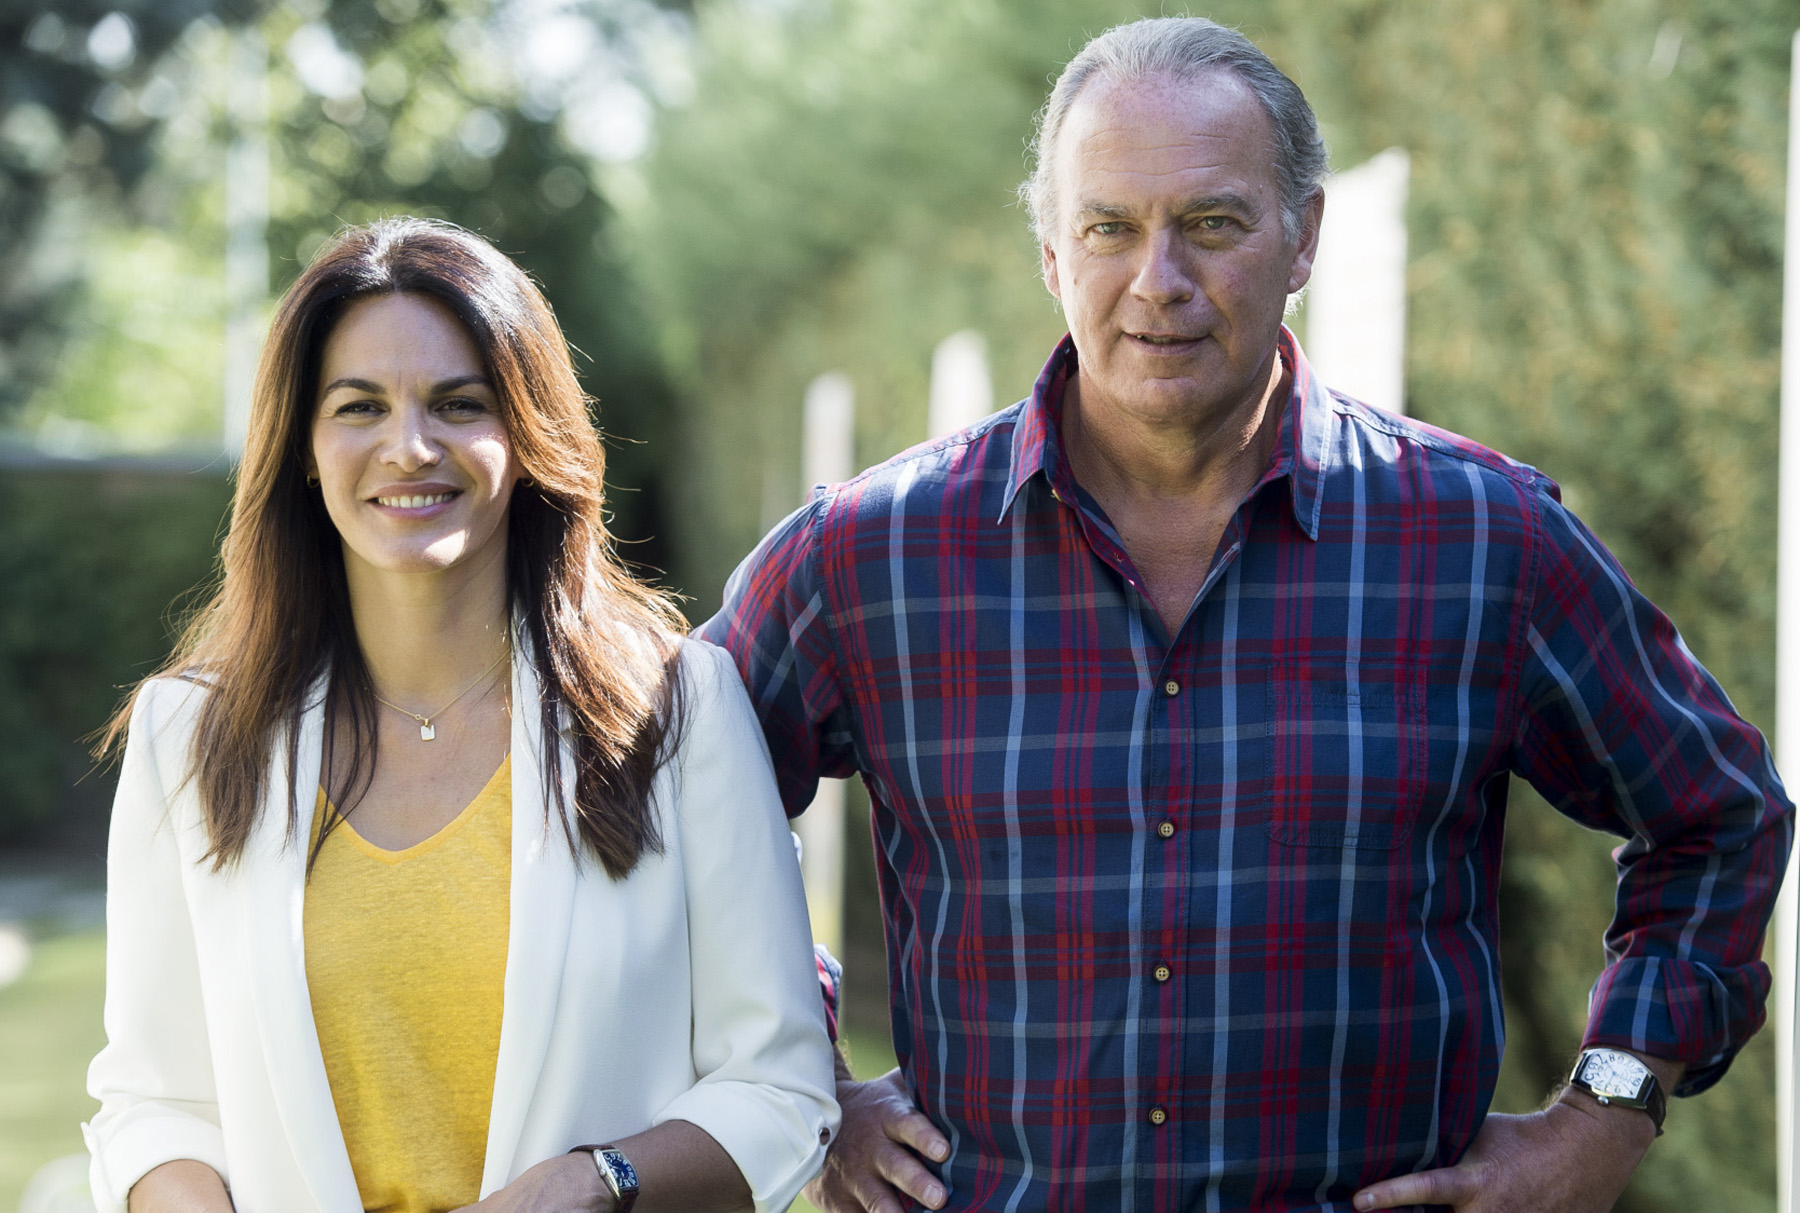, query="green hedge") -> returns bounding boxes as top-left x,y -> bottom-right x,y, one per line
0,462 -> 229,842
